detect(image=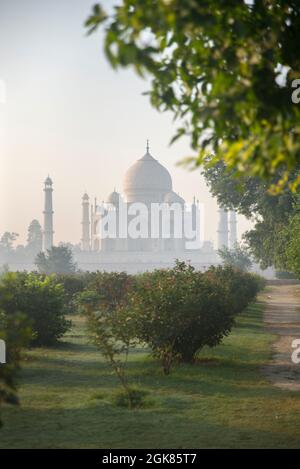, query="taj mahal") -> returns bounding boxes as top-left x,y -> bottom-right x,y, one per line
42,144 -> 238,273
